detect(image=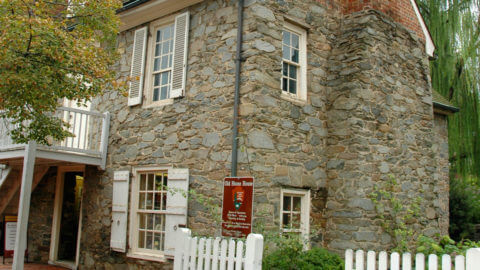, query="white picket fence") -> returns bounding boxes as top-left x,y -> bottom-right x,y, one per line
173,228 -> 264,270
345,248 -> 480,270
